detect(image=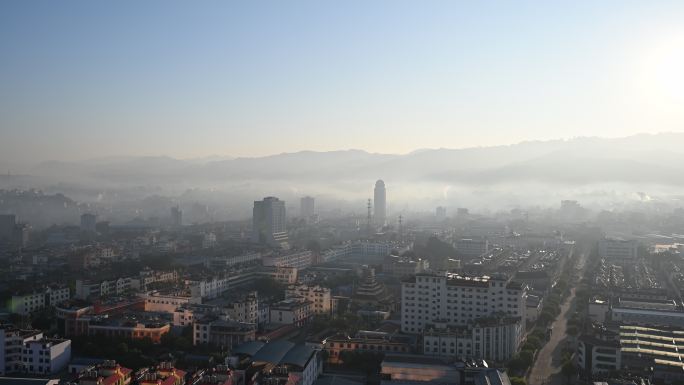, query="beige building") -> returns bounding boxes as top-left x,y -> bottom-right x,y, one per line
285,284 -> 335,316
